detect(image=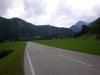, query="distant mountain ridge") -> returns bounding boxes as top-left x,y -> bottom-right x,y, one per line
70,21 -> 87,33
0,17 -> 74,41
